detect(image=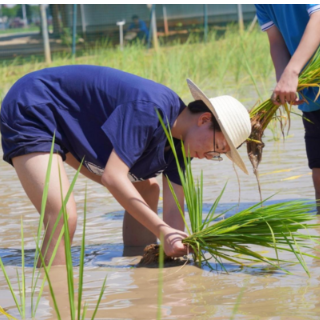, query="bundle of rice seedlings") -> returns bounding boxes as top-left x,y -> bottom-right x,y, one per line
183,199 -> 320,274
142,110 -> 320,275
247,46 -> 320,177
